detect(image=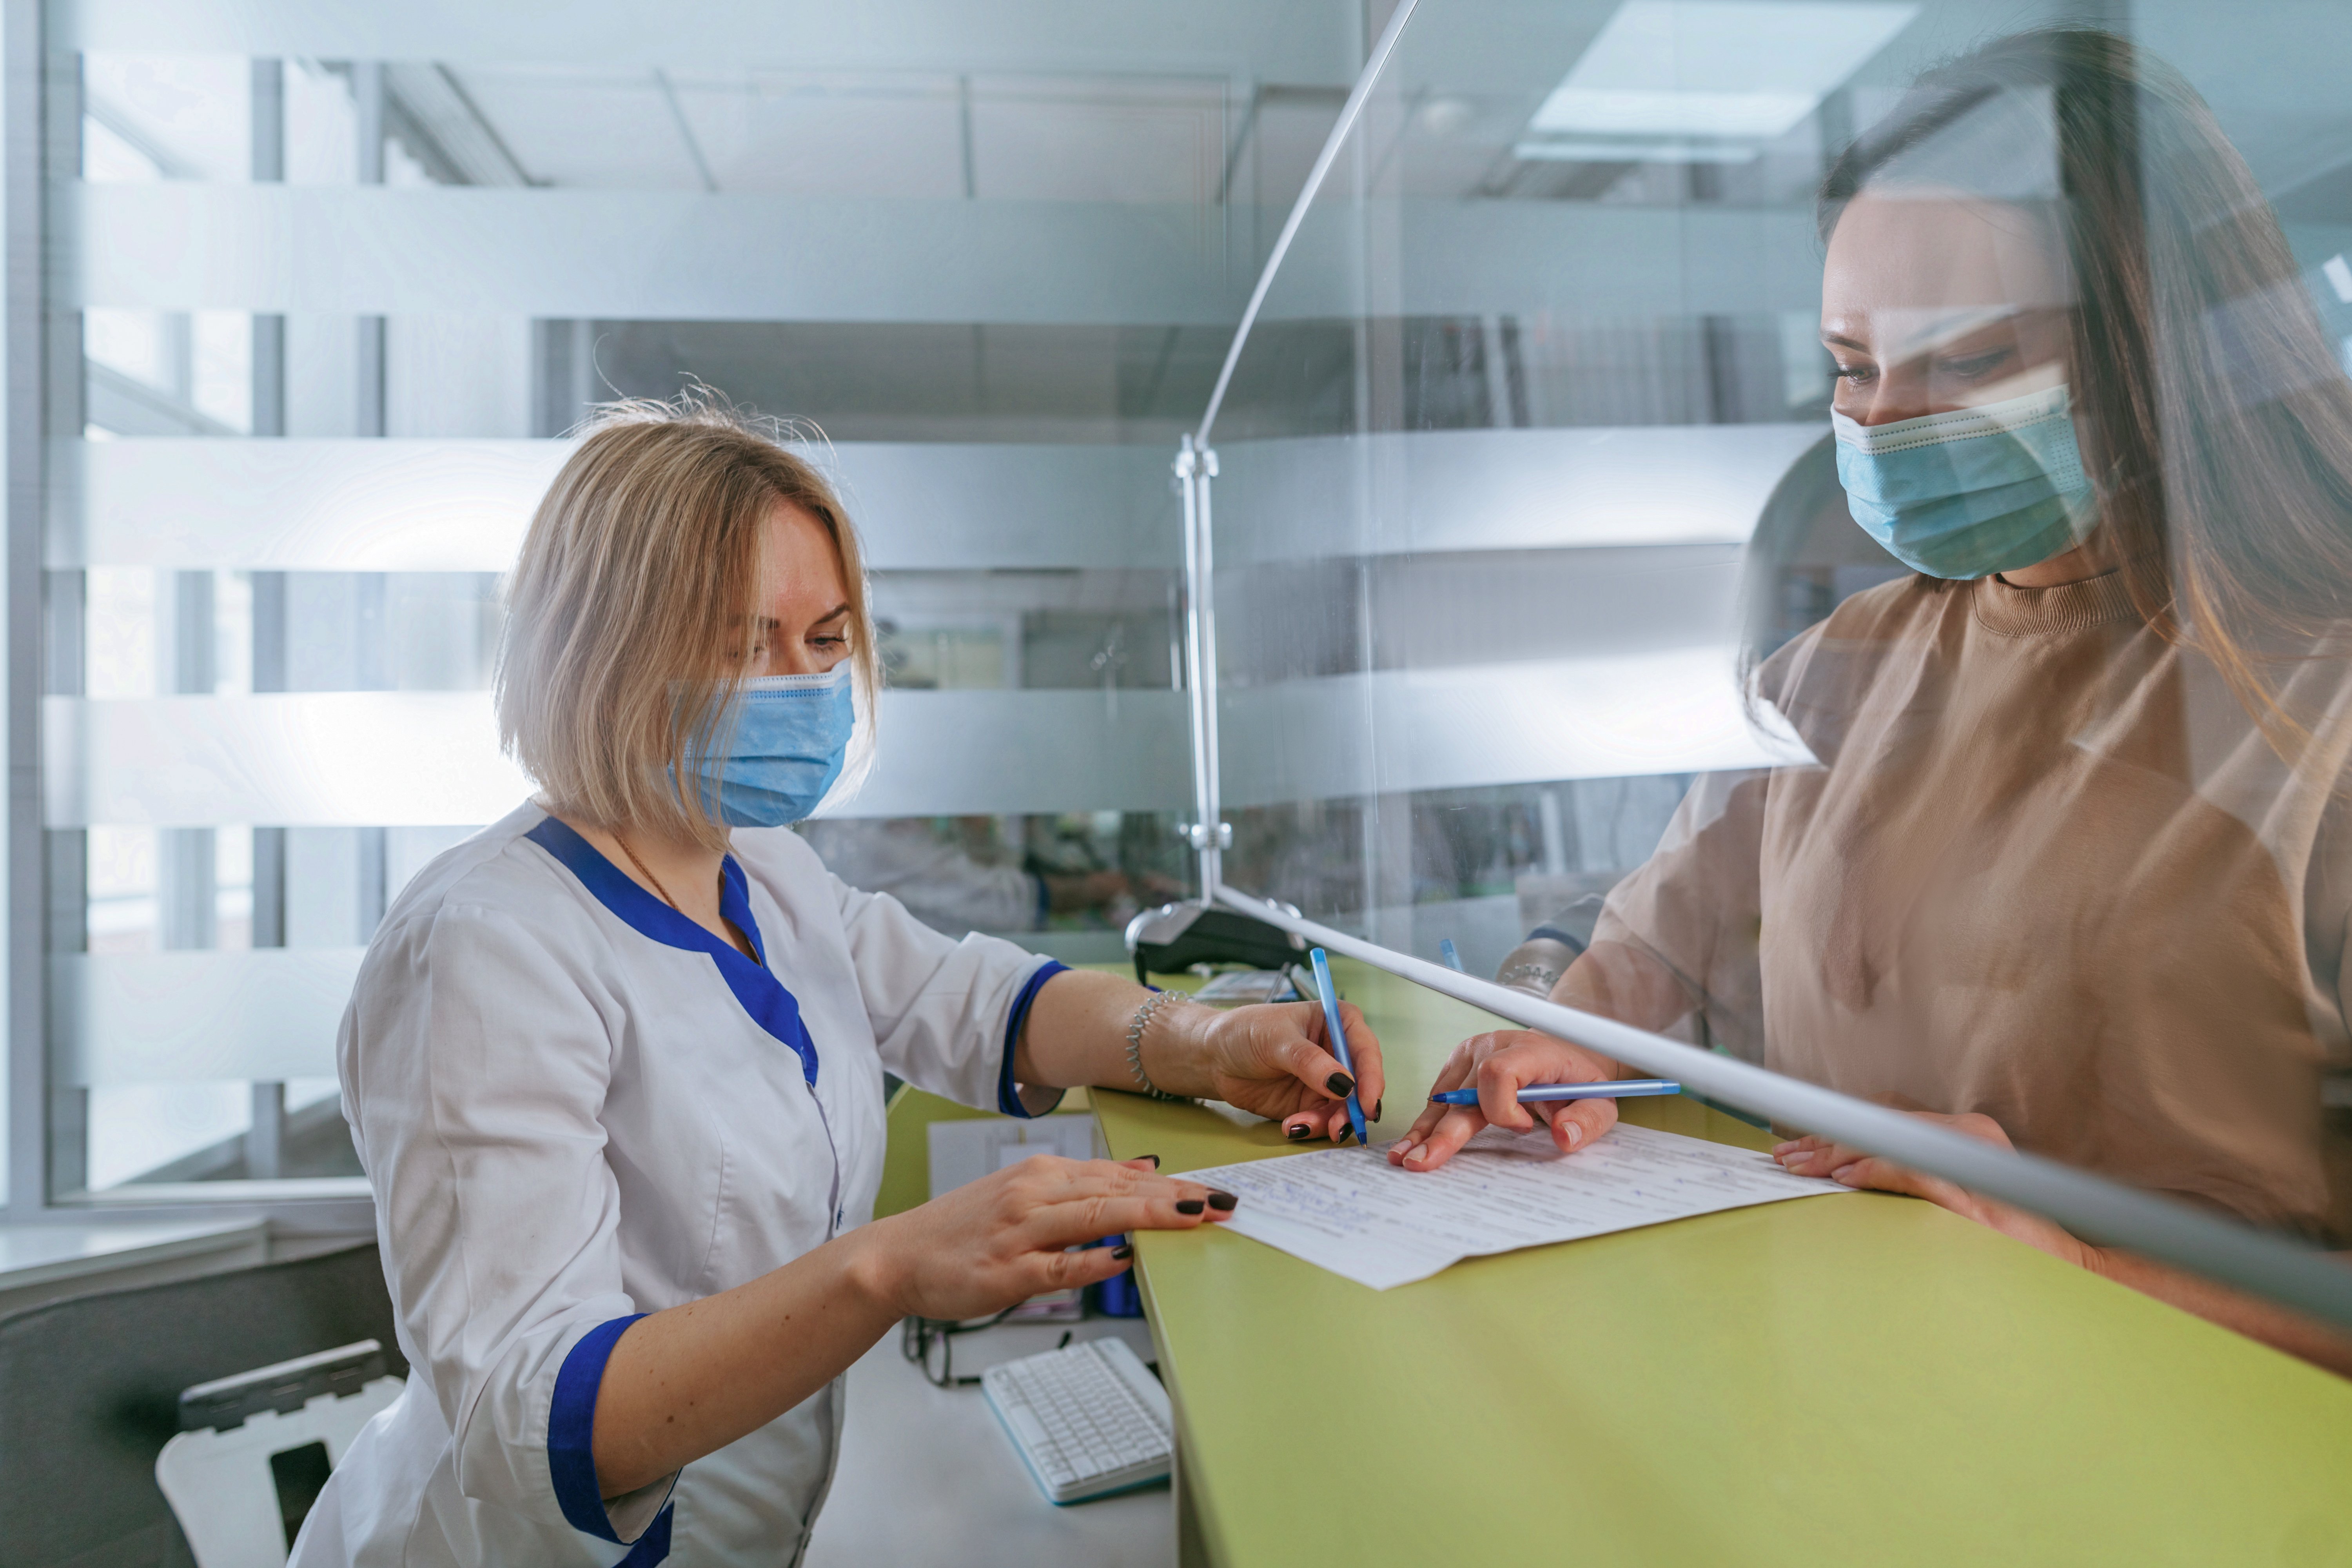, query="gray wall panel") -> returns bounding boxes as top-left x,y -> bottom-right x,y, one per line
64,184 -> 1245,323
46,687 -> 1191,826
51,947 -> 360,1087
1218,653 -> 1811,808
1212,424 -> 1824,564
52,437 -> 1179,571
